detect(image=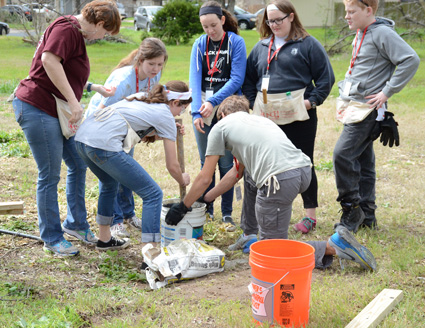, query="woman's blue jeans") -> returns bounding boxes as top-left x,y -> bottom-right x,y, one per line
13,98 -> 89,246
75,142 -> 162,242
193,116 -> 234,217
